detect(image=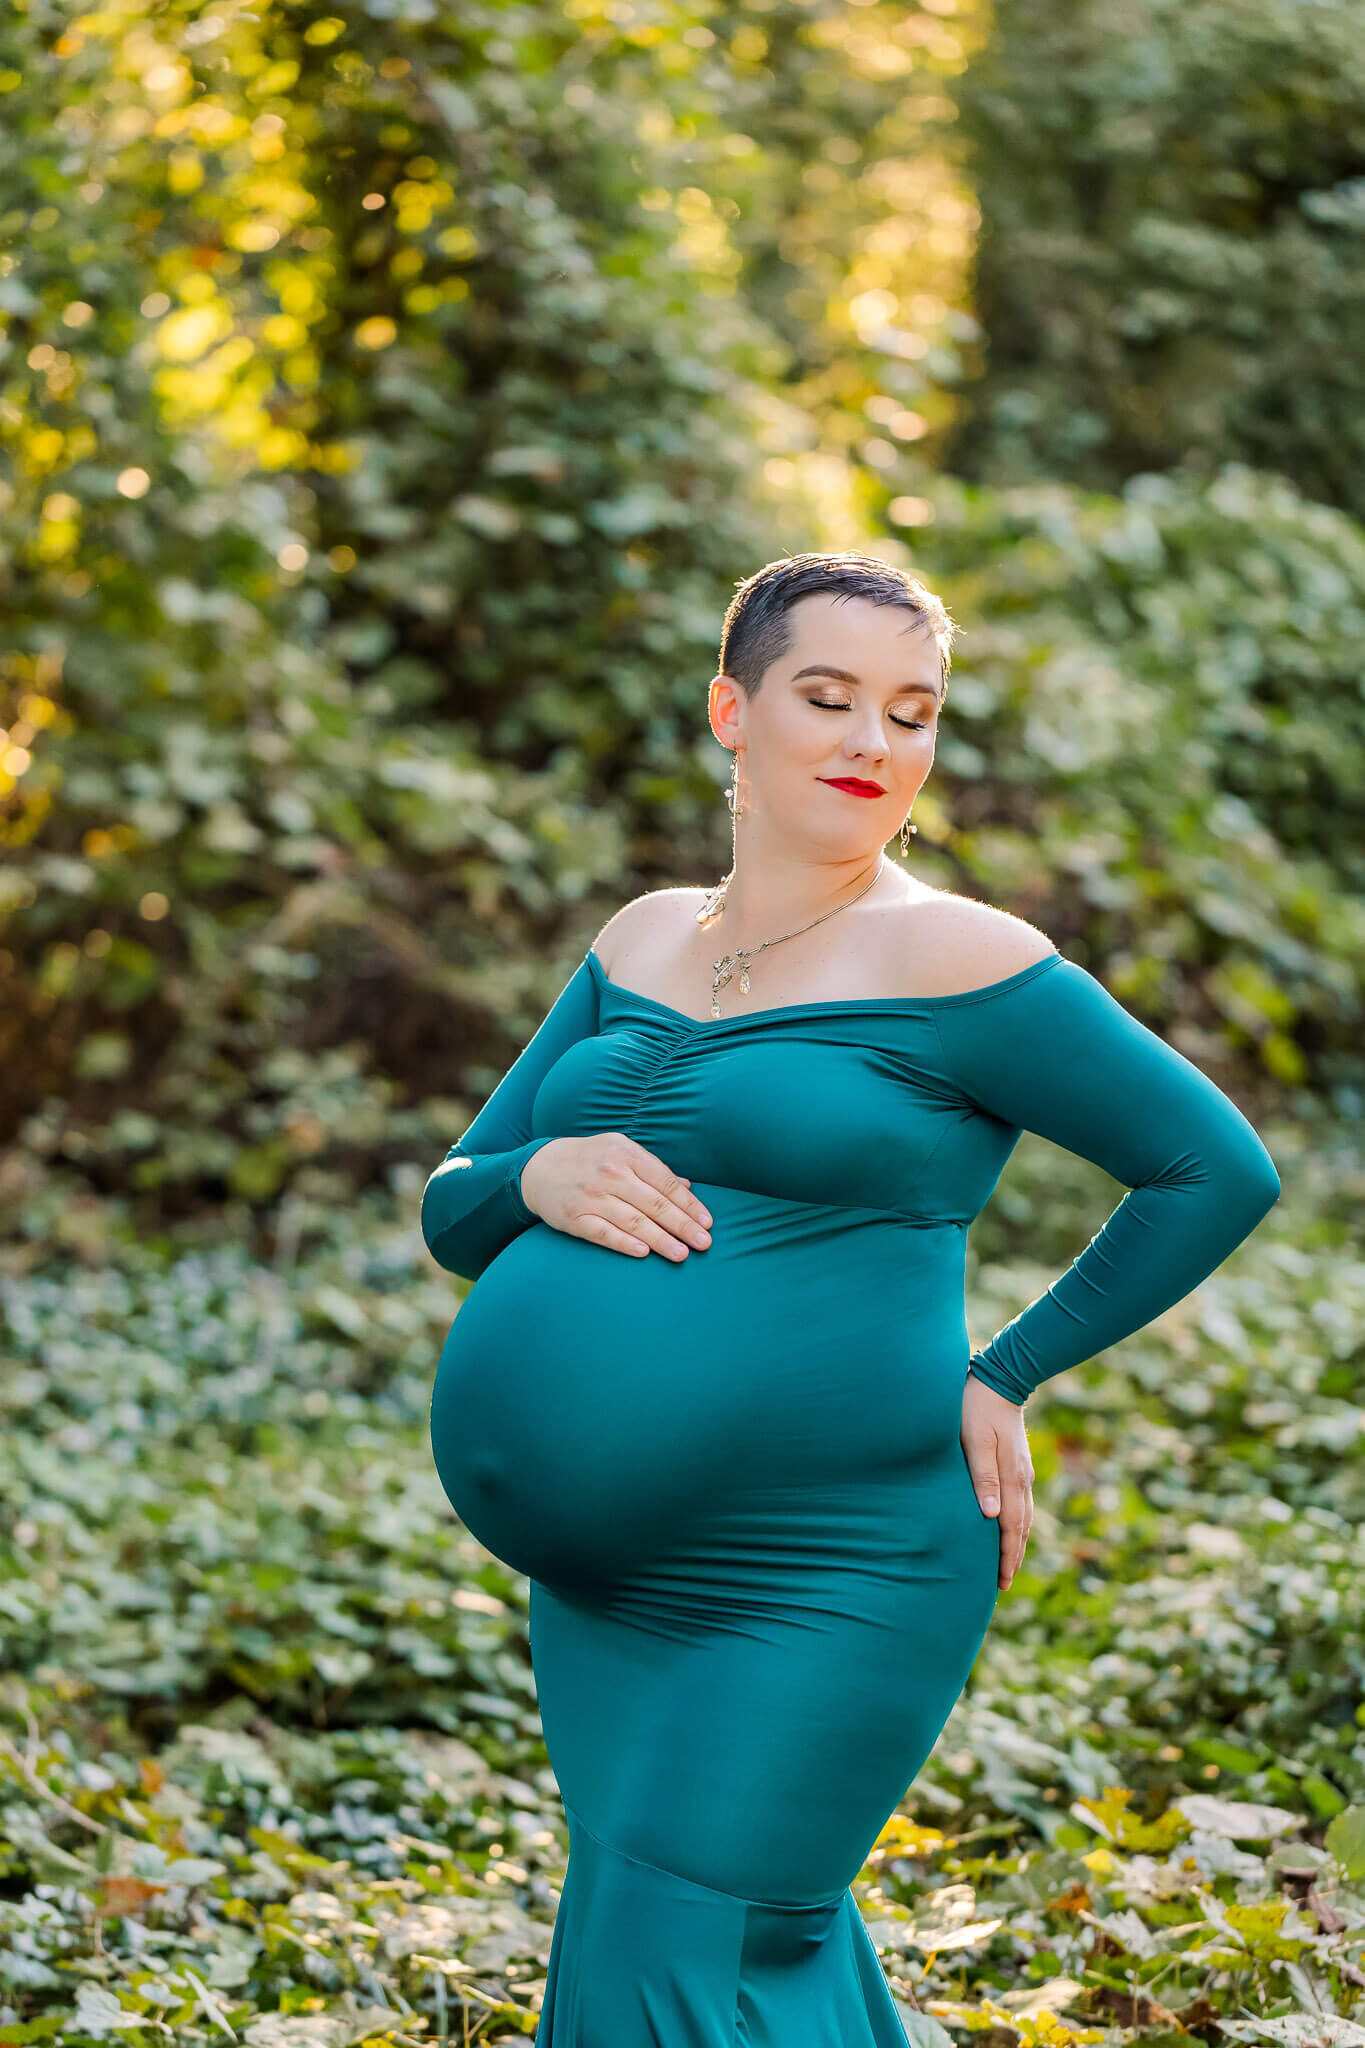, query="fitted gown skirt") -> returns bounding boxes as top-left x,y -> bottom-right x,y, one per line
430,1180 -> 1002,2045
